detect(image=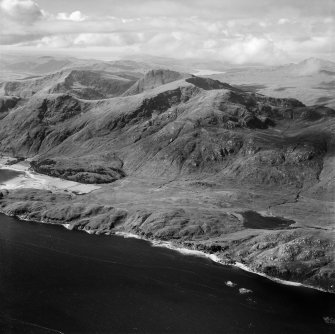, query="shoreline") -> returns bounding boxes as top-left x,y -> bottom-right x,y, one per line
0,162 -> 333,295
114,231 -> 334,294
0,209 -> 333,294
